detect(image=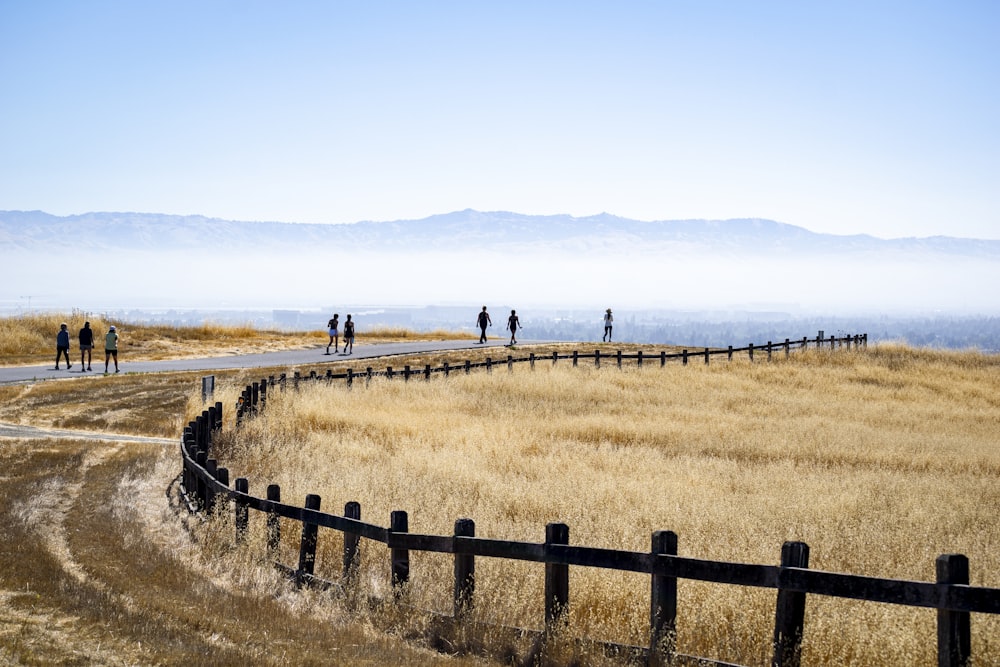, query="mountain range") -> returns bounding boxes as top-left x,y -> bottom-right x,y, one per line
2,210 -> 998,314
2,209 -> 997,258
